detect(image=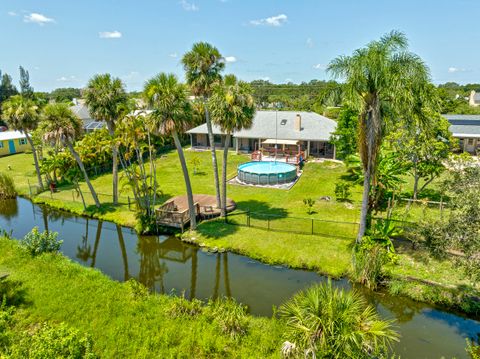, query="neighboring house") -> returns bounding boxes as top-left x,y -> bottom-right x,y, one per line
0,131 -> 29,156
444,114 -> 480,154
469,91 -> 480,107
70,99 -> 105,132
187,111 -> 337,158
